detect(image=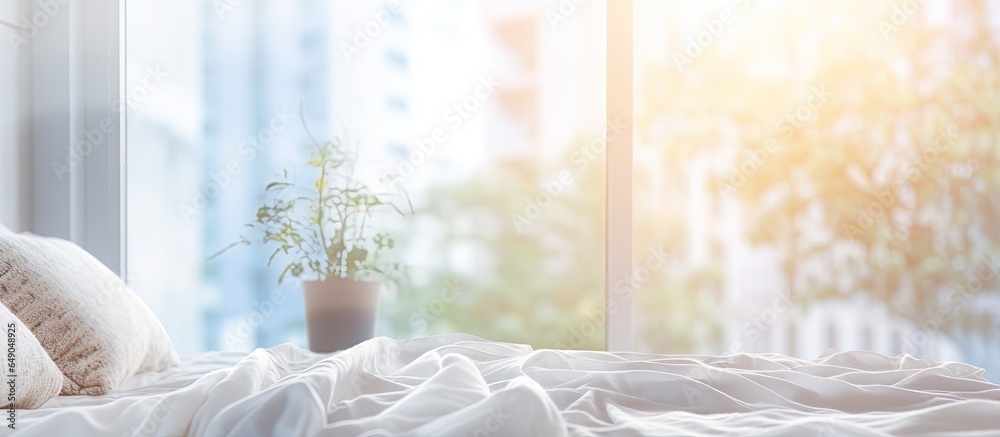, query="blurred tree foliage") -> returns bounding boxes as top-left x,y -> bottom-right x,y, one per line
639,0 -> 1000,354
384,138 -> 716,351
385,148 -> 607,350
